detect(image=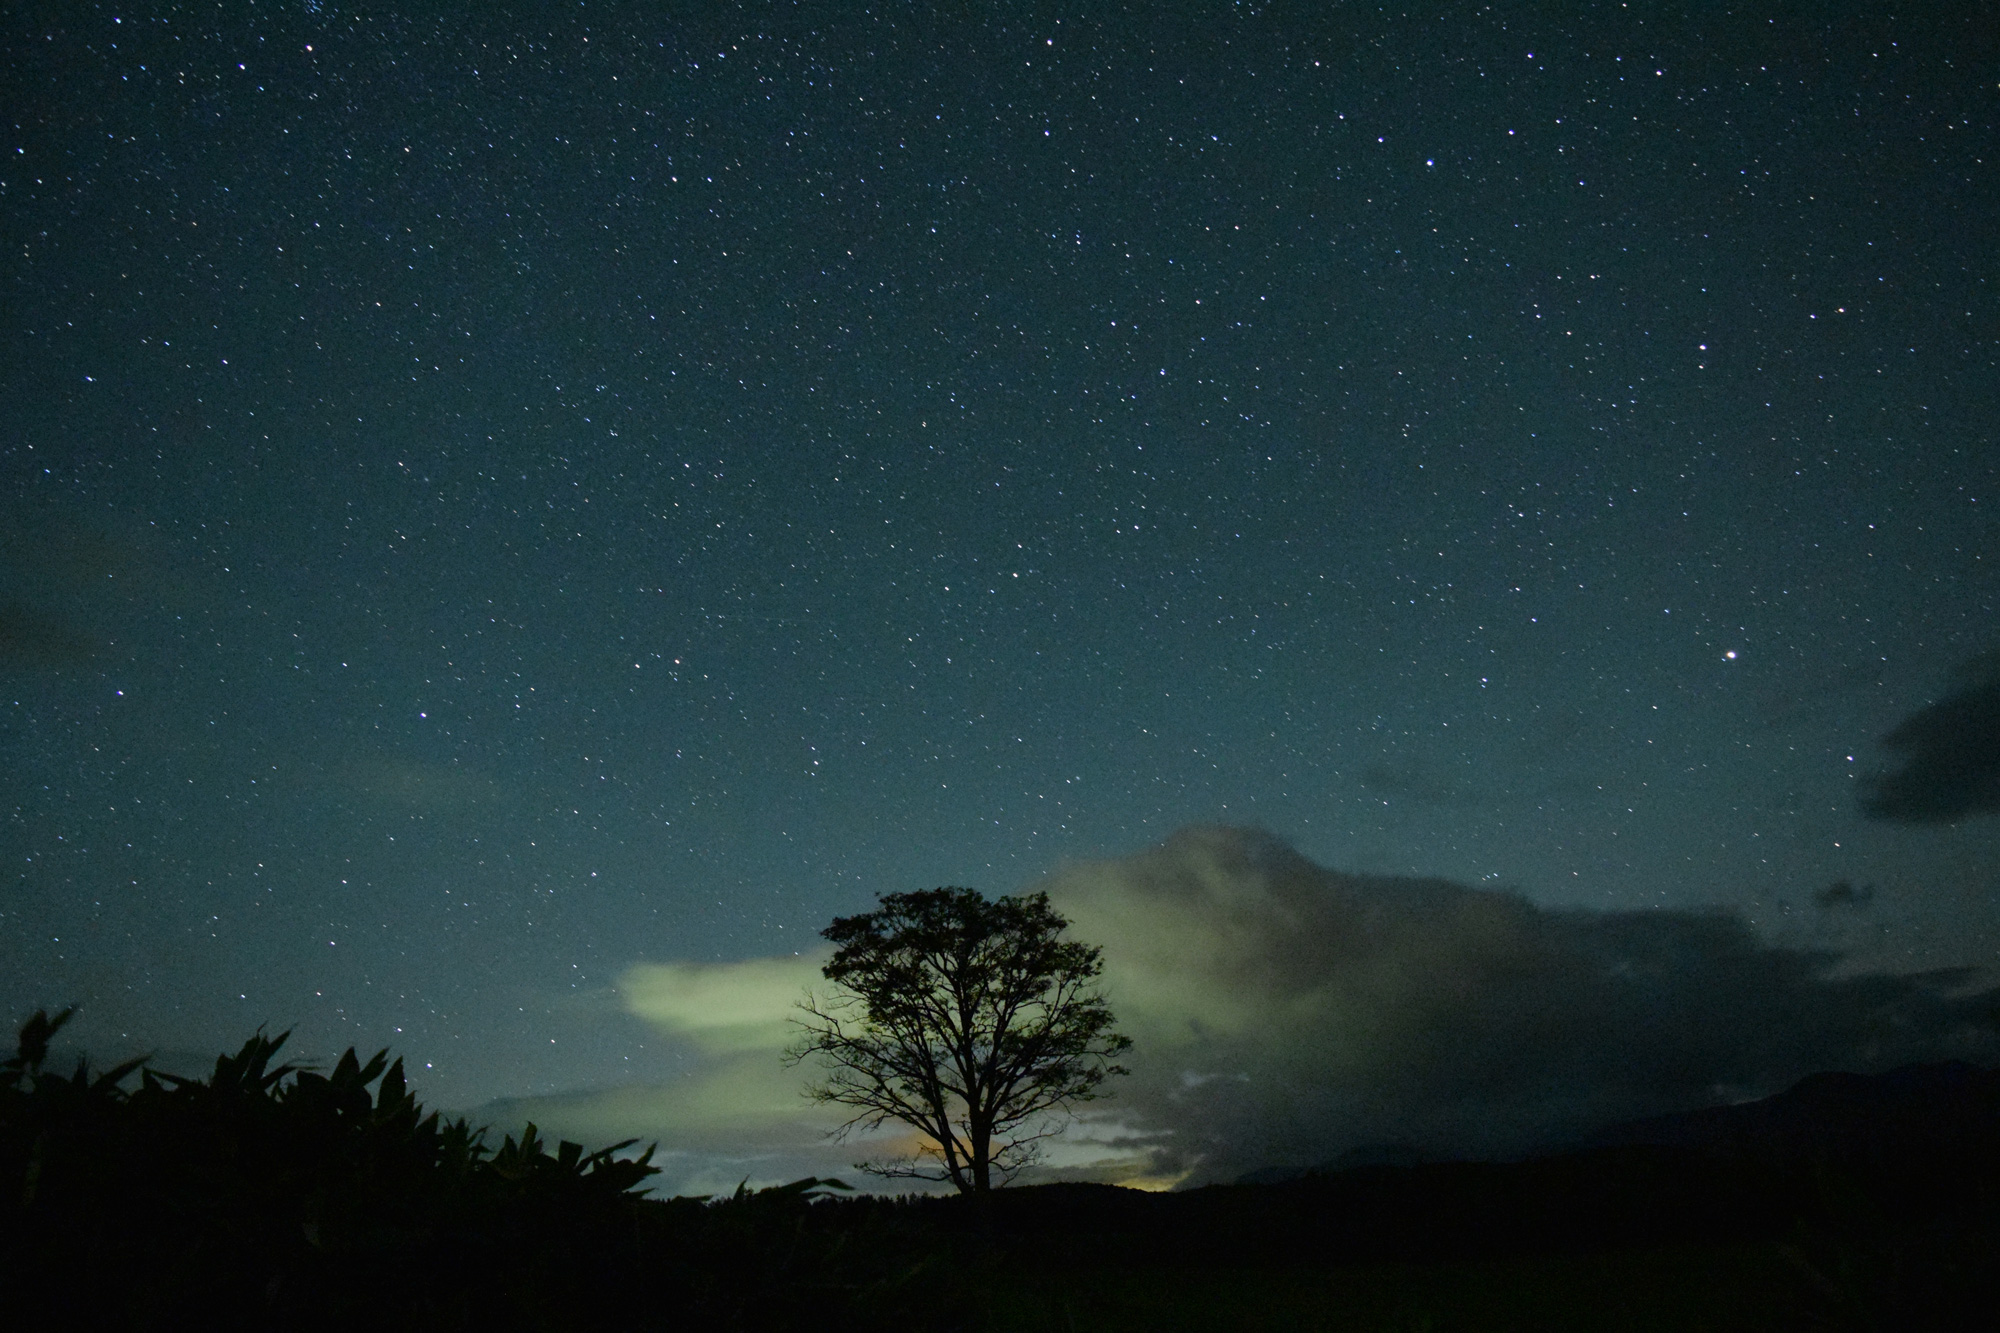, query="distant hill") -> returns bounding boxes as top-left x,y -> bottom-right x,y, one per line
1237,1140 -> 1447,1184
1586,1061 -> 2000,1159
1236,1061 -> 2000,1185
